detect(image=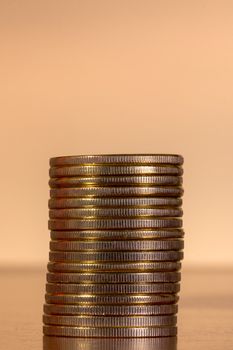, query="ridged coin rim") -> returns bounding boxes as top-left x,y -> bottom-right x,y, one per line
49,250 -> 184,262
49,165 -> 183,178
49,175 -> 183,188
43,325 -> 177,337
49,240 -> 184,252
46,271 -> 181,284
50,186 -> 184,198
46,283 -> 180,295
45,293 -> 179,305
49,207 -> 183,219
43,303 -> 178,316
50,229 -> 184,240
49,197 -> 183,209
47,261 -> 181,272
48,218 -> 182,230
50,154 -> 183,166
43,314 -> 177,327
